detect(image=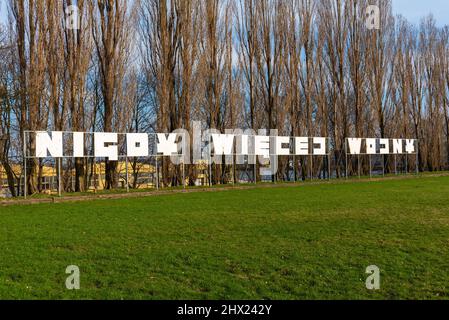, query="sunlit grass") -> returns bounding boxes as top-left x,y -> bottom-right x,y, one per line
0,175 -> 448,299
